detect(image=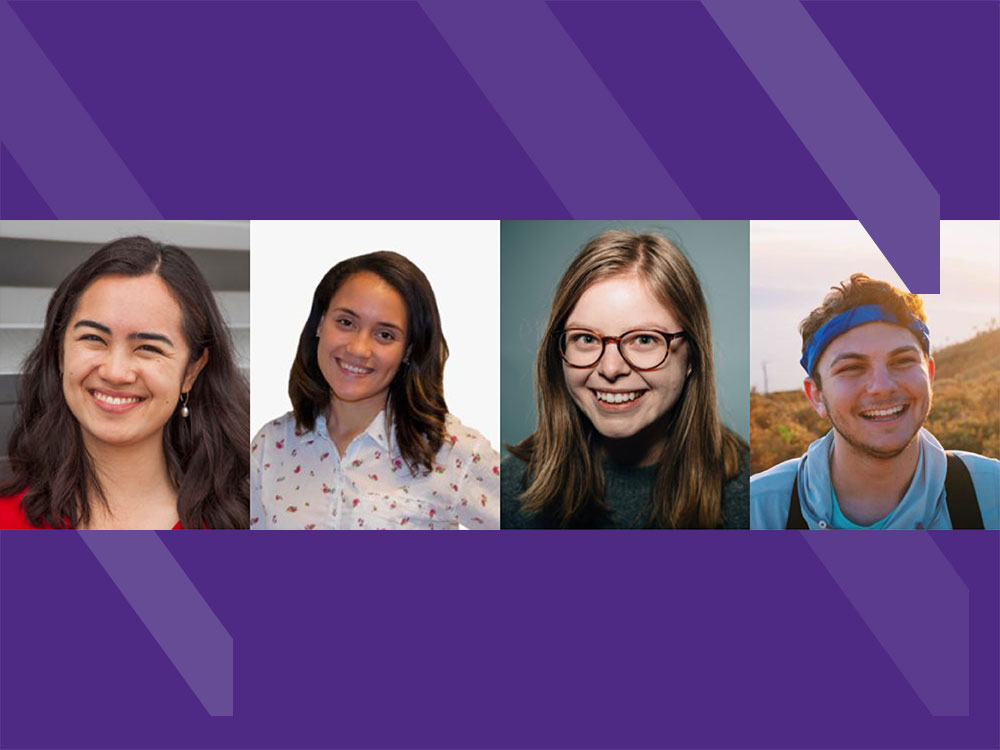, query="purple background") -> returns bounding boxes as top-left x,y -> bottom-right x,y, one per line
1,1 -> 998,748
2,532 -> 998,749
